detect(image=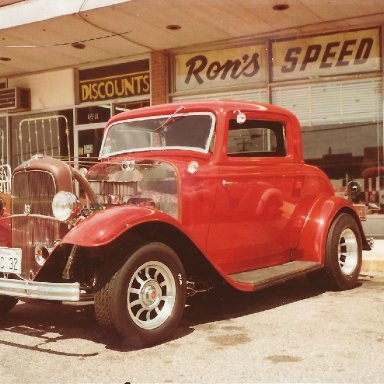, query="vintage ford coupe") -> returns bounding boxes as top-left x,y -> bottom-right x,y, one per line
0,100 -> 371,347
